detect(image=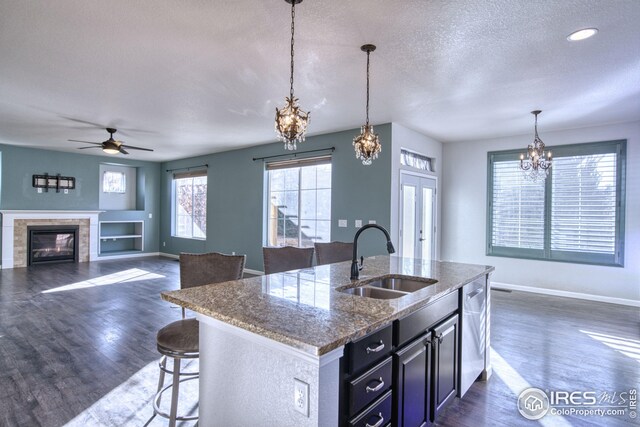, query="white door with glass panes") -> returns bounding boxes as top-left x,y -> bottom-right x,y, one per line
399,172 -> 436,261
